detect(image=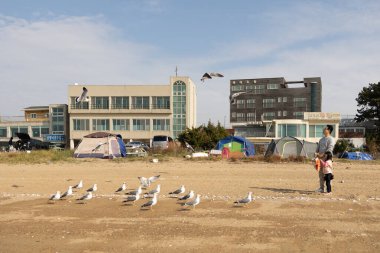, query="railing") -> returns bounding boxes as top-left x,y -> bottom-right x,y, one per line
70,104 -> 89,109
91,104 -> 109,109
111,103 -> 129,109
294,102 -> 307,107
